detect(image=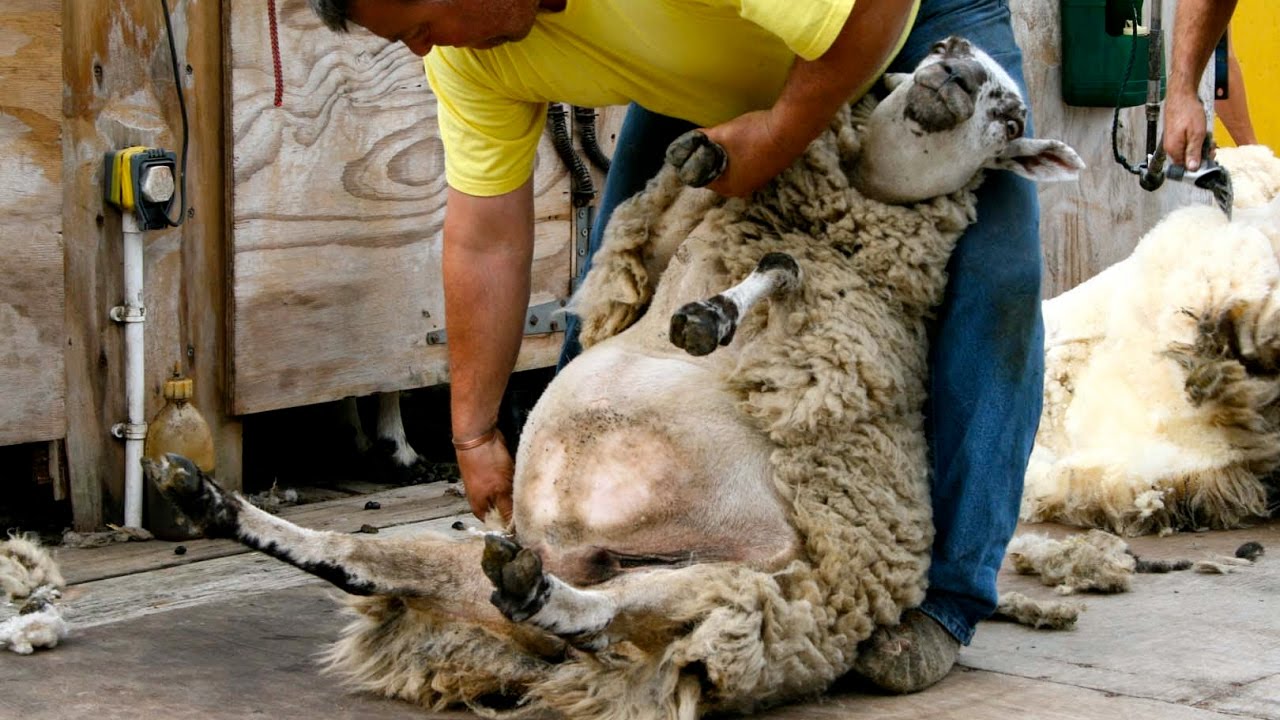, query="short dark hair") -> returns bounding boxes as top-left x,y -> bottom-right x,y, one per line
308,0 -> 352,32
